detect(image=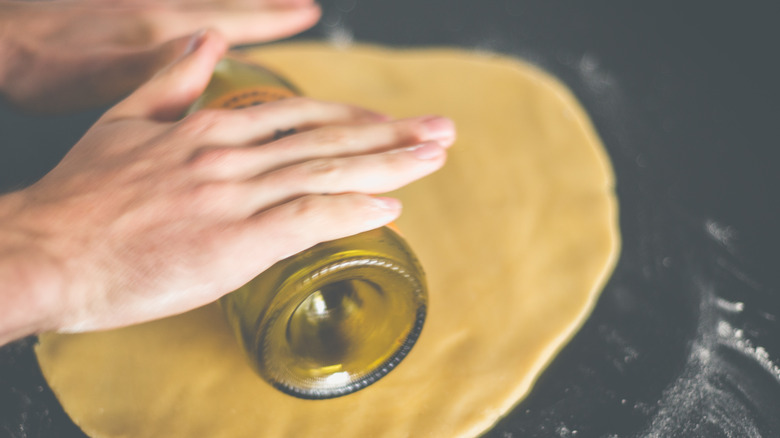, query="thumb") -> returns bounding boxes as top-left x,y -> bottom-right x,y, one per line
103,29 -> 228,122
